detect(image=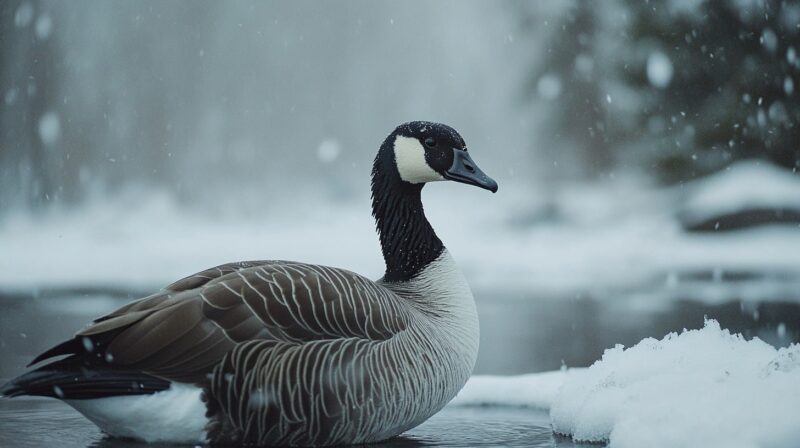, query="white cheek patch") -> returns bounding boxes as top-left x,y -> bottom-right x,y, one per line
393,136 -> 444,184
